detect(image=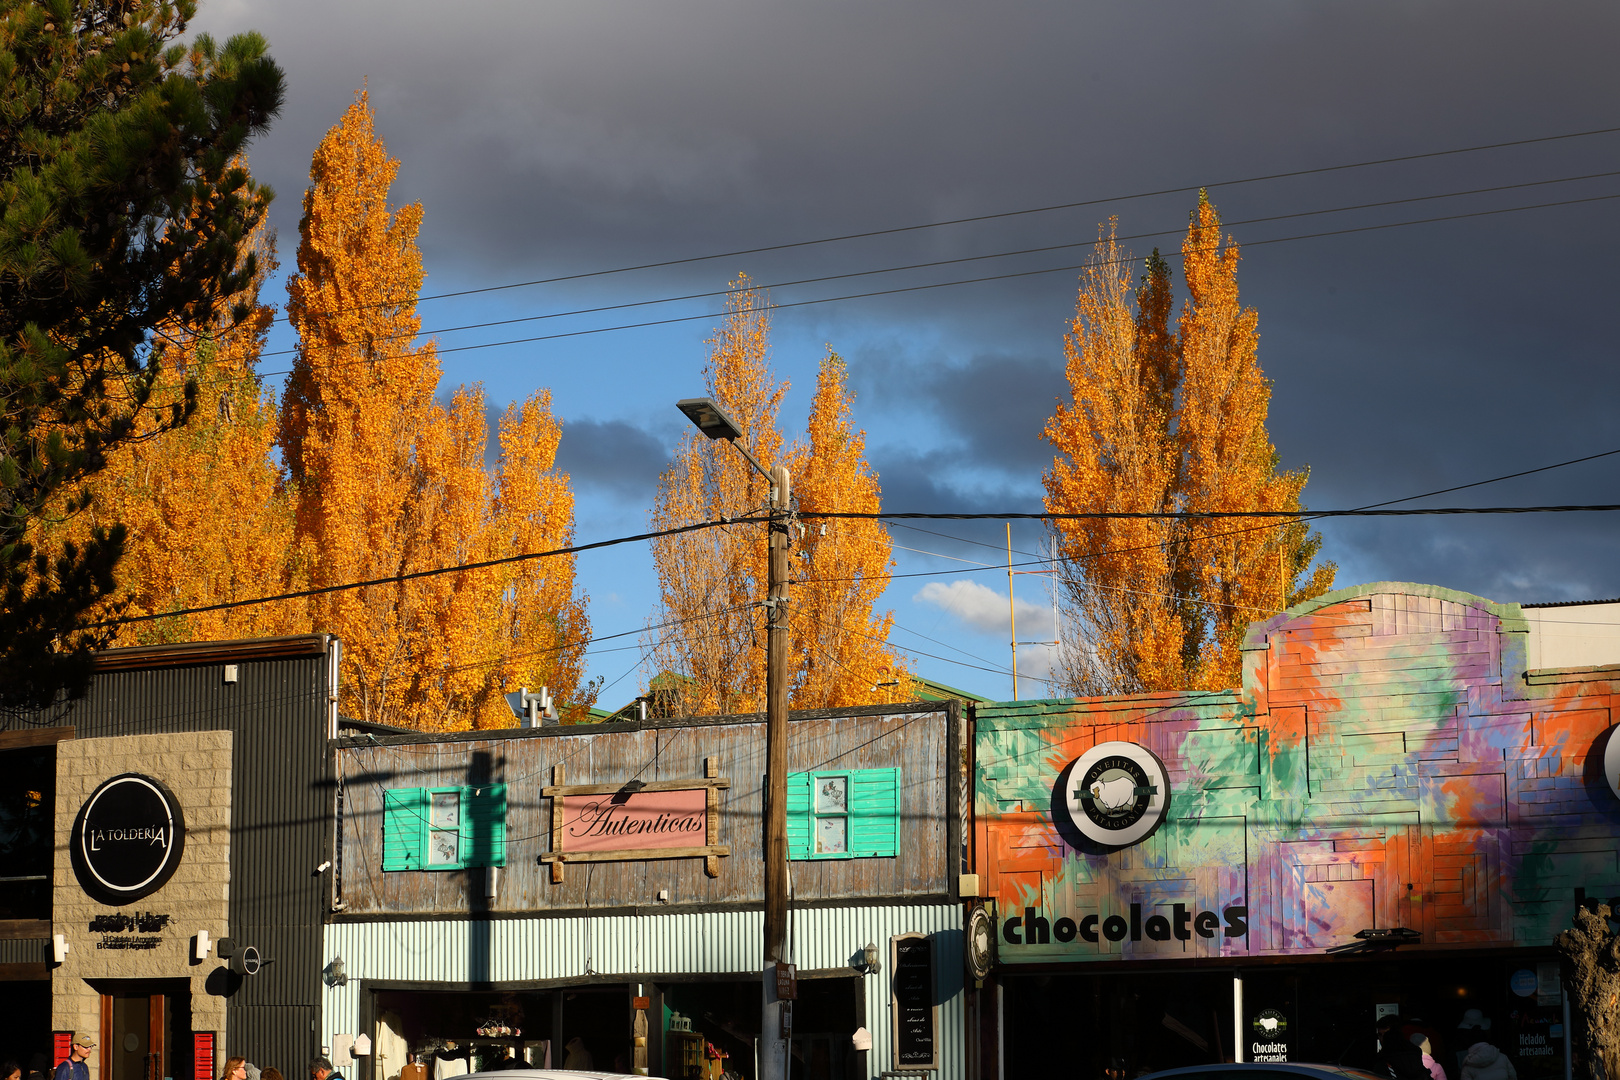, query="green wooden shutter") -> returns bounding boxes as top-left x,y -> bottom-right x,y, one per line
849,767 -> 900,857
461,784 -> 508,867
382,788 -> 428,871
785,771 -> 813,860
